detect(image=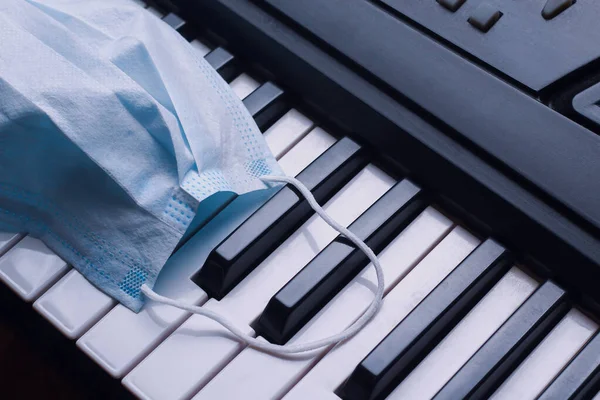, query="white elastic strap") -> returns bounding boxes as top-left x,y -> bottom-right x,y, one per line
141,175 -> 385,354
